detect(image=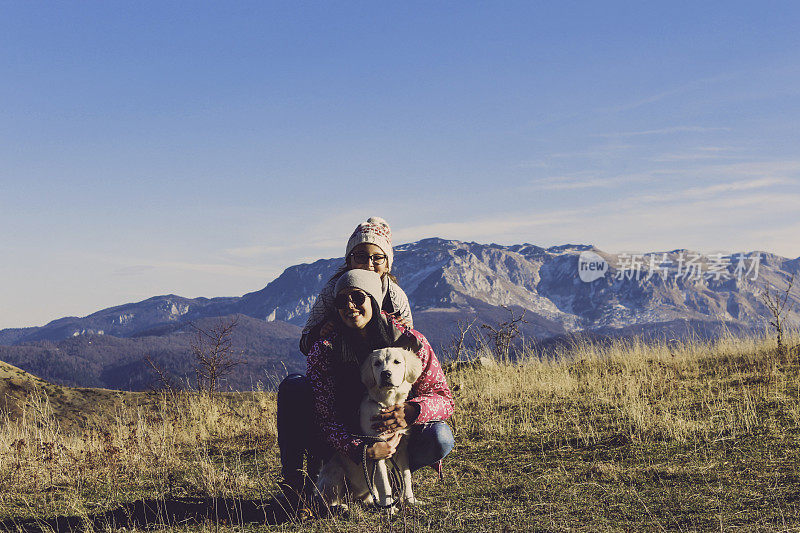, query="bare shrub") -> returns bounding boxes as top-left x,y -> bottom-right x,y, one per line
191,317 -> 245,395
442,317 -> 478,361
761,273 -> 796,354
144,355 -> 180,393
480,306 -> 527,362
